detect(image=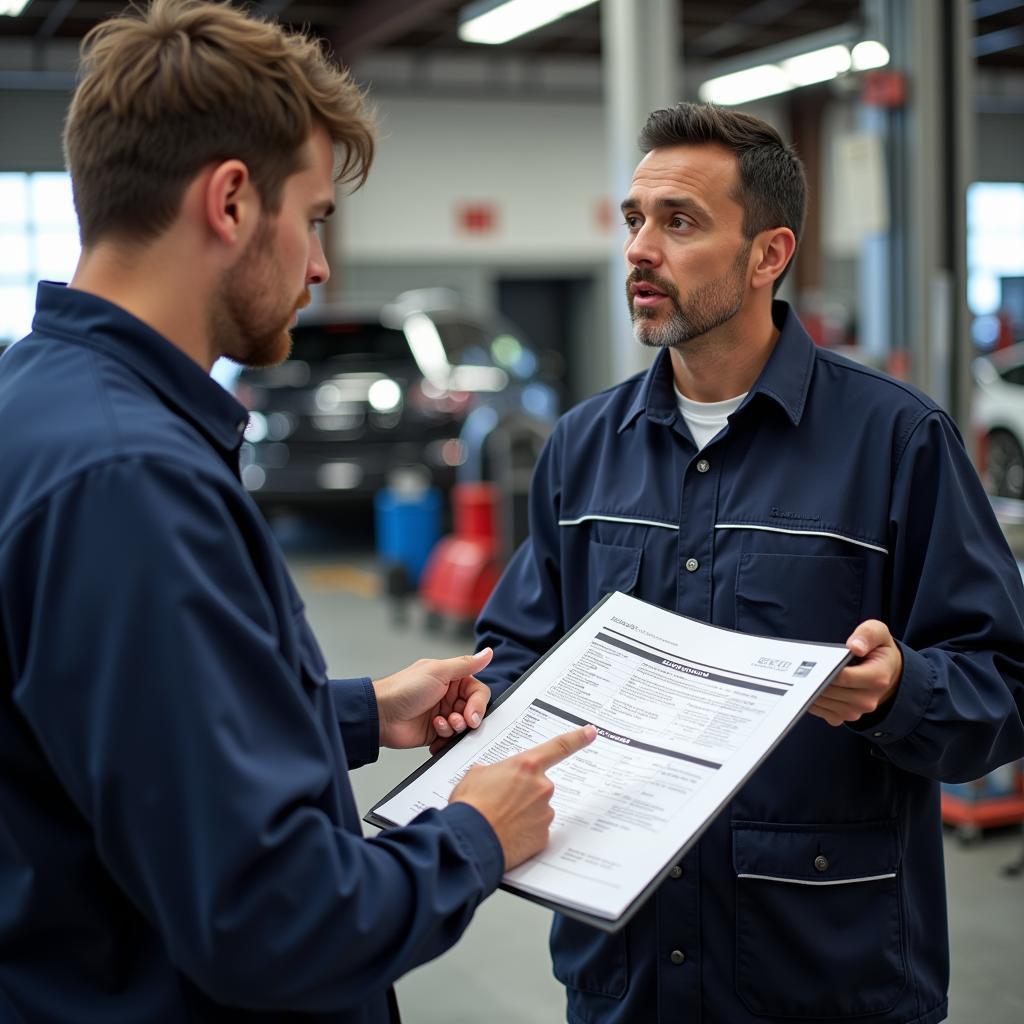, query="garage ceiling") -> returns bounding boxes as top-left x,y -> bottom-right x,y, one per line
0,0 -> 1021,70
